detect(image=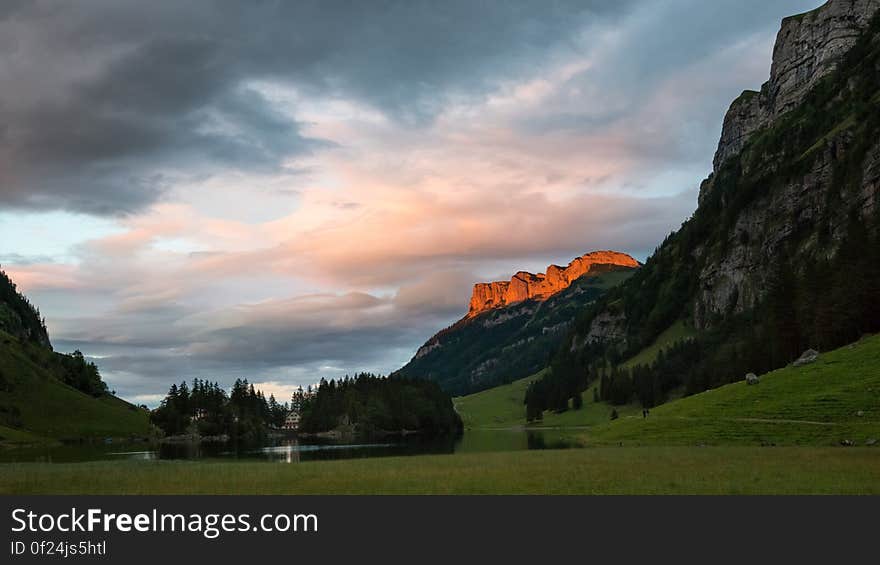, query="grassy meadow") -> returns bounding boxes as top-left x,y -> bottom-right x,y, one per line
455,375 -> 641,430
457,332 -> 880,448
582,334 -> 880,446
2,447 -> 878,494
1,334 -> 877,495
